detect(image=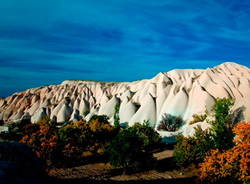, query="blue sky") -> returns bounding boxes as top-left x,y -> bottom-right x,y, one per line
1,0 -> 250,97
